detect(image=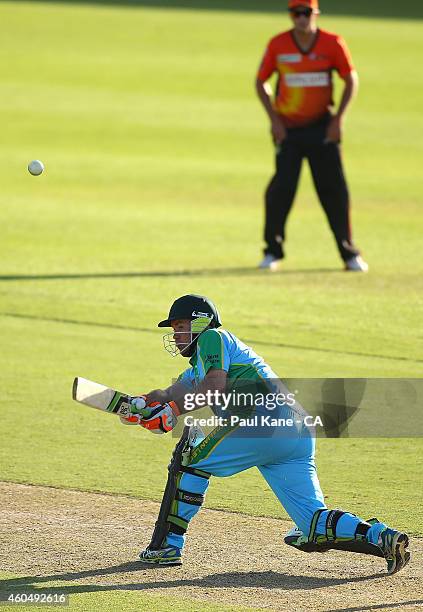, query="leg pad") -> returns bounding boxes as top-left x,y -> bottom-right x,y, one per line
285,512 -> 384,558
